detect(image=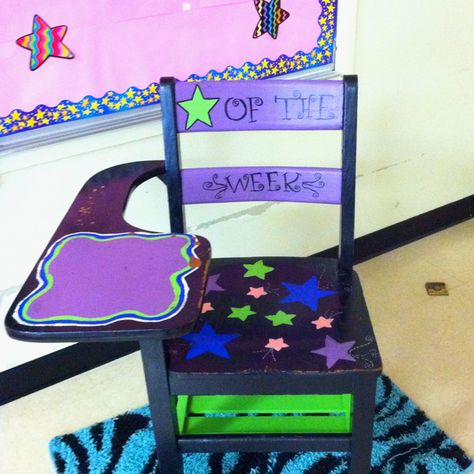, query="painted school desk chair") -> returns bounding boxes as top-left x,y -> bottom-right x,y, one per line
5,76 -> 382,474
